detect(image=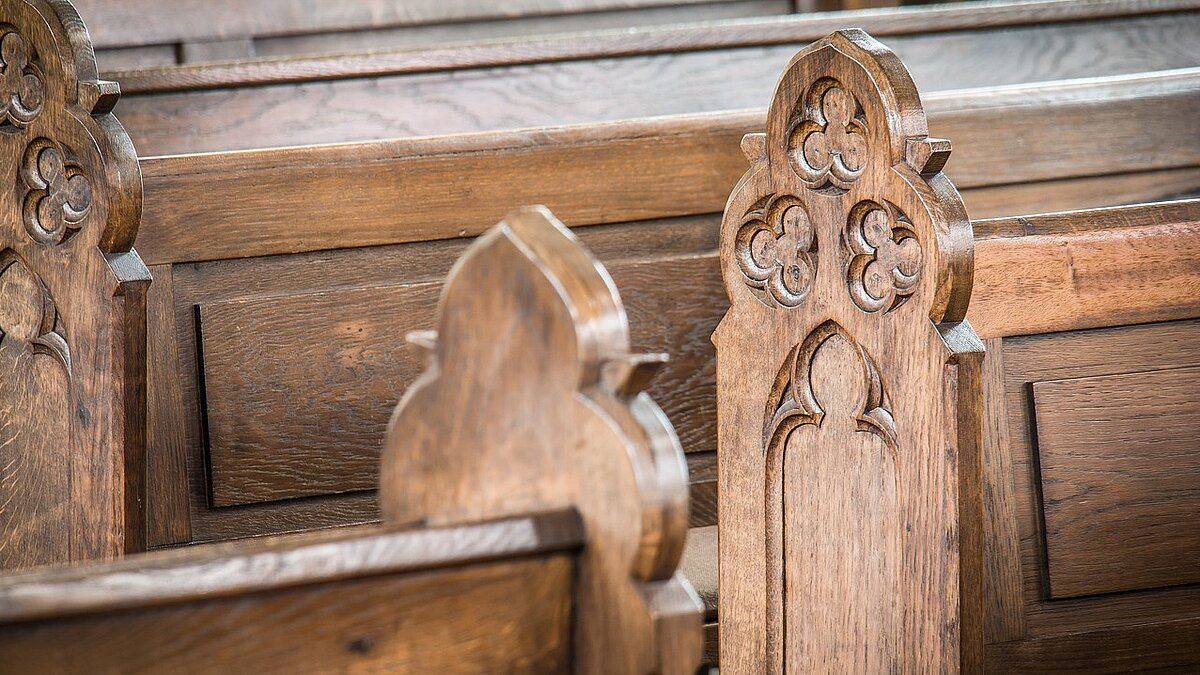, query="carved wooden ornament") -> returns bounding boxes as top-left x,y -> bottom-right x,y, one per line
381,206 -> 702,674
712,30 -> 985,673
0,0 -> 147,569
